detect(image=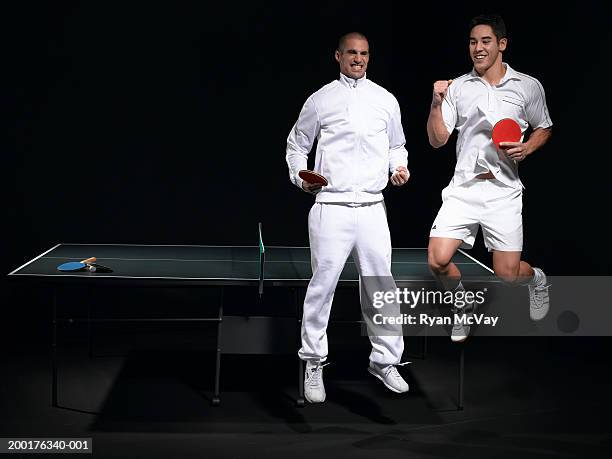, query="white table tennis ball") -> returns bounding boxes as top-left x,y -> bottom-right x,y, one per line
88,265 -> 96,272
